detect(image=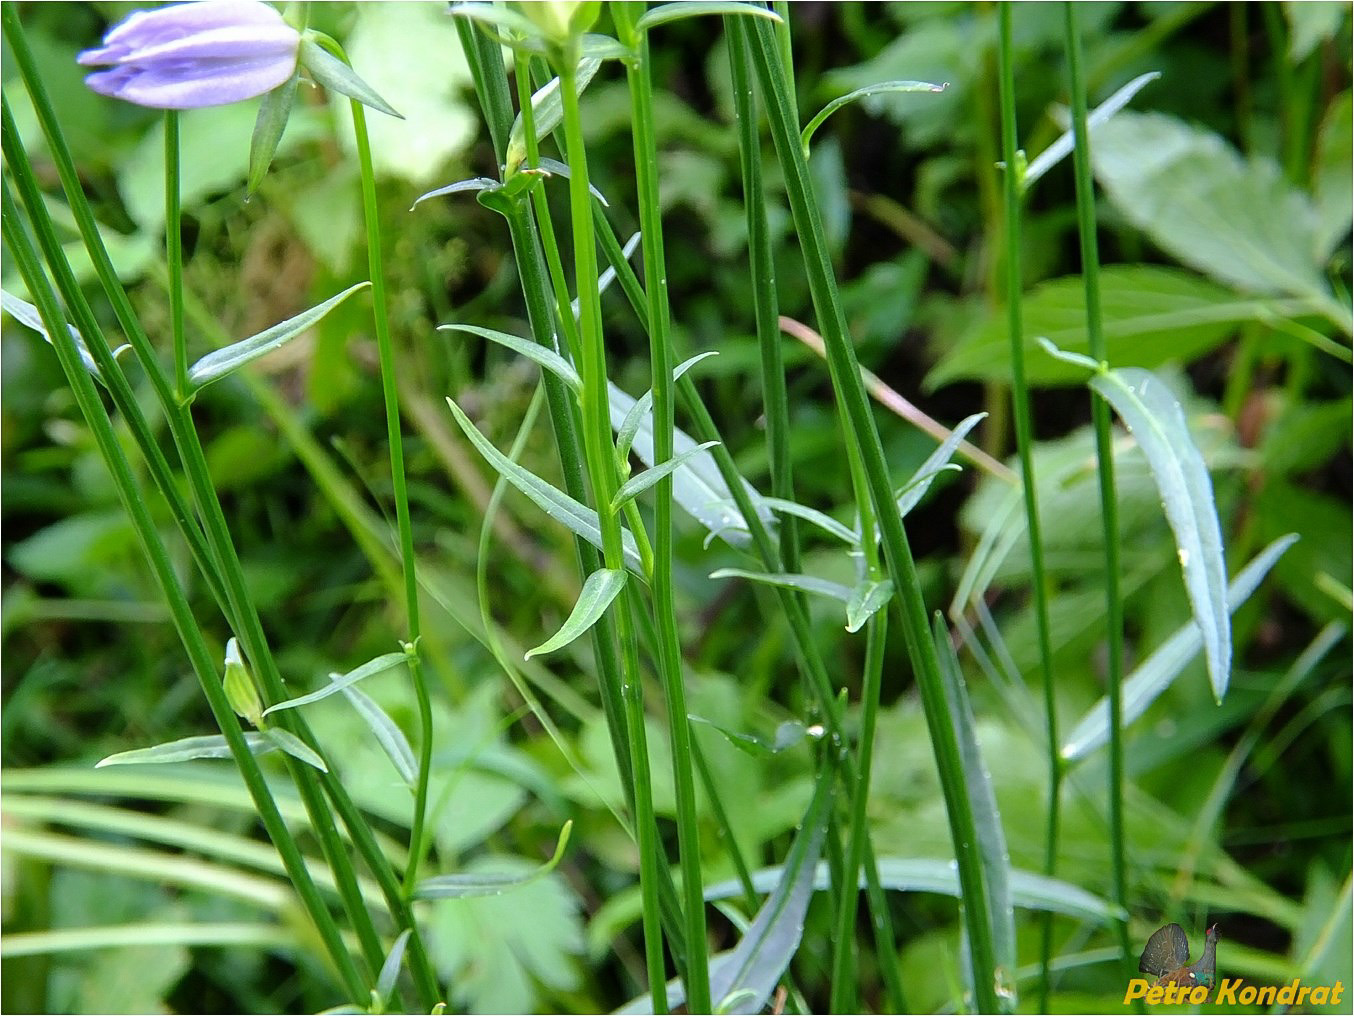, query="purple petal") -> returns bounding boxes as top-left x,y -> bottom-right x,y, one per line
106,23 -> 298,64
79,1 -> 294,65
84,54 -> 296,109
